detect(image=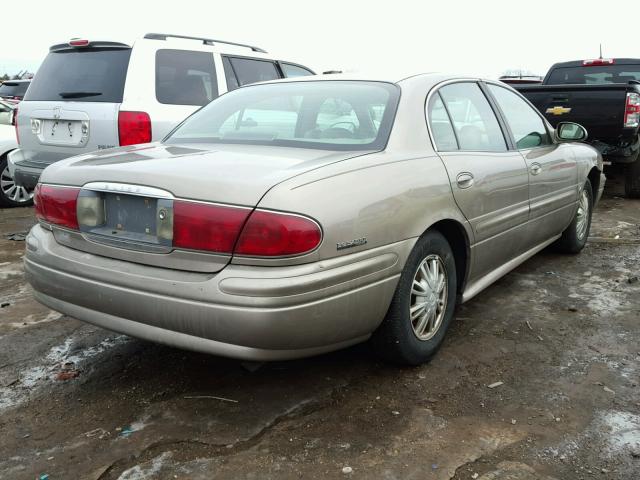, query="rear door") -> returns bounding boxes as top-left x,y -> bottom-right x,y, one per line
486,83 -> 578,246
18,45 -> 131,167
428,82 -> 530,279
